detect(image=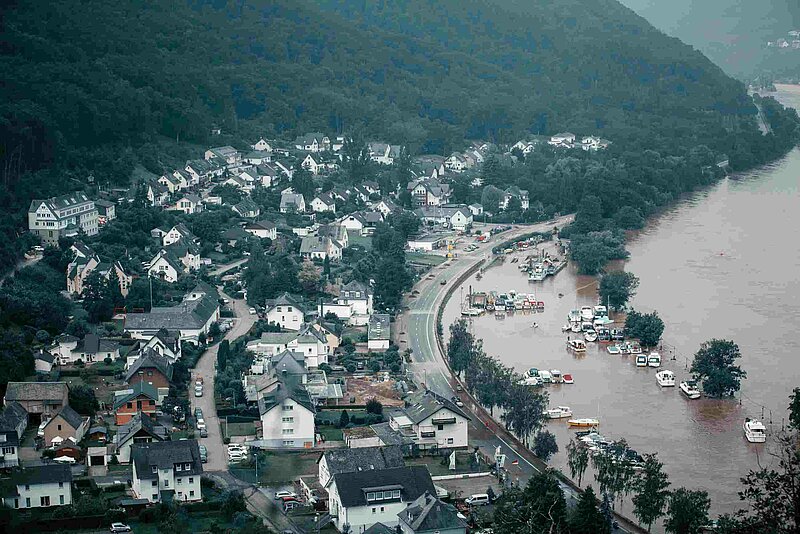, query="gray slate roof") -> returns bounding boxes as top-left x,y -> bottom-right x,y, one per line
401,390 -> 470,424
131,440 -> 202,480
117,412 -> 168,446
266,292 -> 306,314
4,382 -> 68,402
258,378 -> 314,415
49,405 -> 84,430
9,464 -> 73,488
321,446 -> 405,478
332,465 -> 435,508
368,314 -> 391,341
124,349 -> 174,383
0,402 -> 27,432
124,283 -> 219,332
399,492 -> 466,532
